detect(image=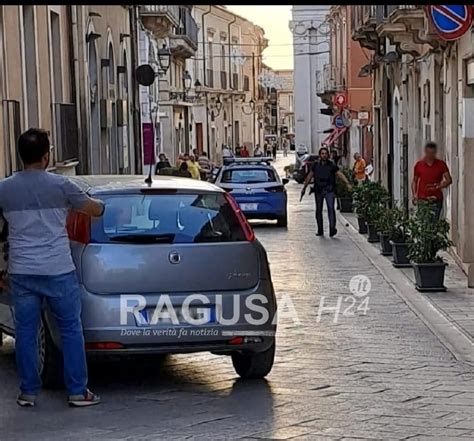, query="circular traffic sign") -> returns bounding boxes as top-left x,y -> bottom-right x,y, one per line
334,93 -> 347,107
427,5 -> 473,41
334,114 -> 345,129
